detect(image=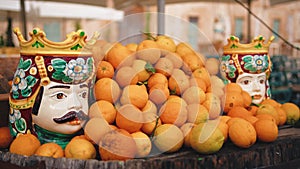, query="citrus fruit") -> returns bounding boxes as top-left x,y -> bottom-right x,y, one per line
9,133 -> 41,156
84,117 -> 112,144
131,131 -> 152,158
180,123 -> 195,147
186,104 -> 209,124
35,142 -> 64,158
89,100 -> 116,124
281,102 -> 300,125
65,137 -> 96,159
256,104 -> 280,125
190,121 -> 225,154
0,127 -> 13,148
228,118 -> 256,148
94,78 -> 121,103
254,119 -> 278,142
153,124 -> 184,153
99,129 -> 137,161
96,61 -> 114,79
